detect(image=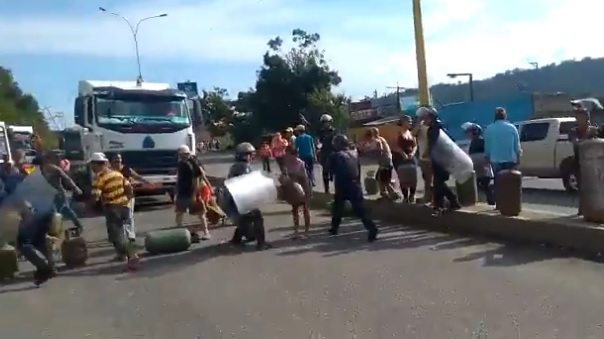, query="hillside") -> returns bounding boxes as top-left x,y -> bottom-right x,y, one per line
0,67 -> 52,145
431,57 -> 604,104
